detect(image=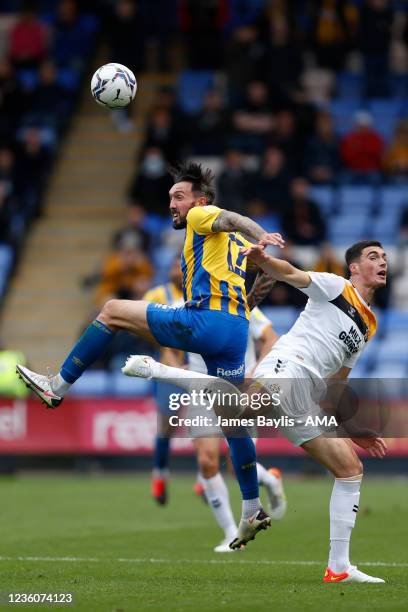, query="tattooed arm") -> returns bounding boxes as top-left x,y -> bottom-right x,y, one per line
247,270 -> 277,310
211,210 -> 284,248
